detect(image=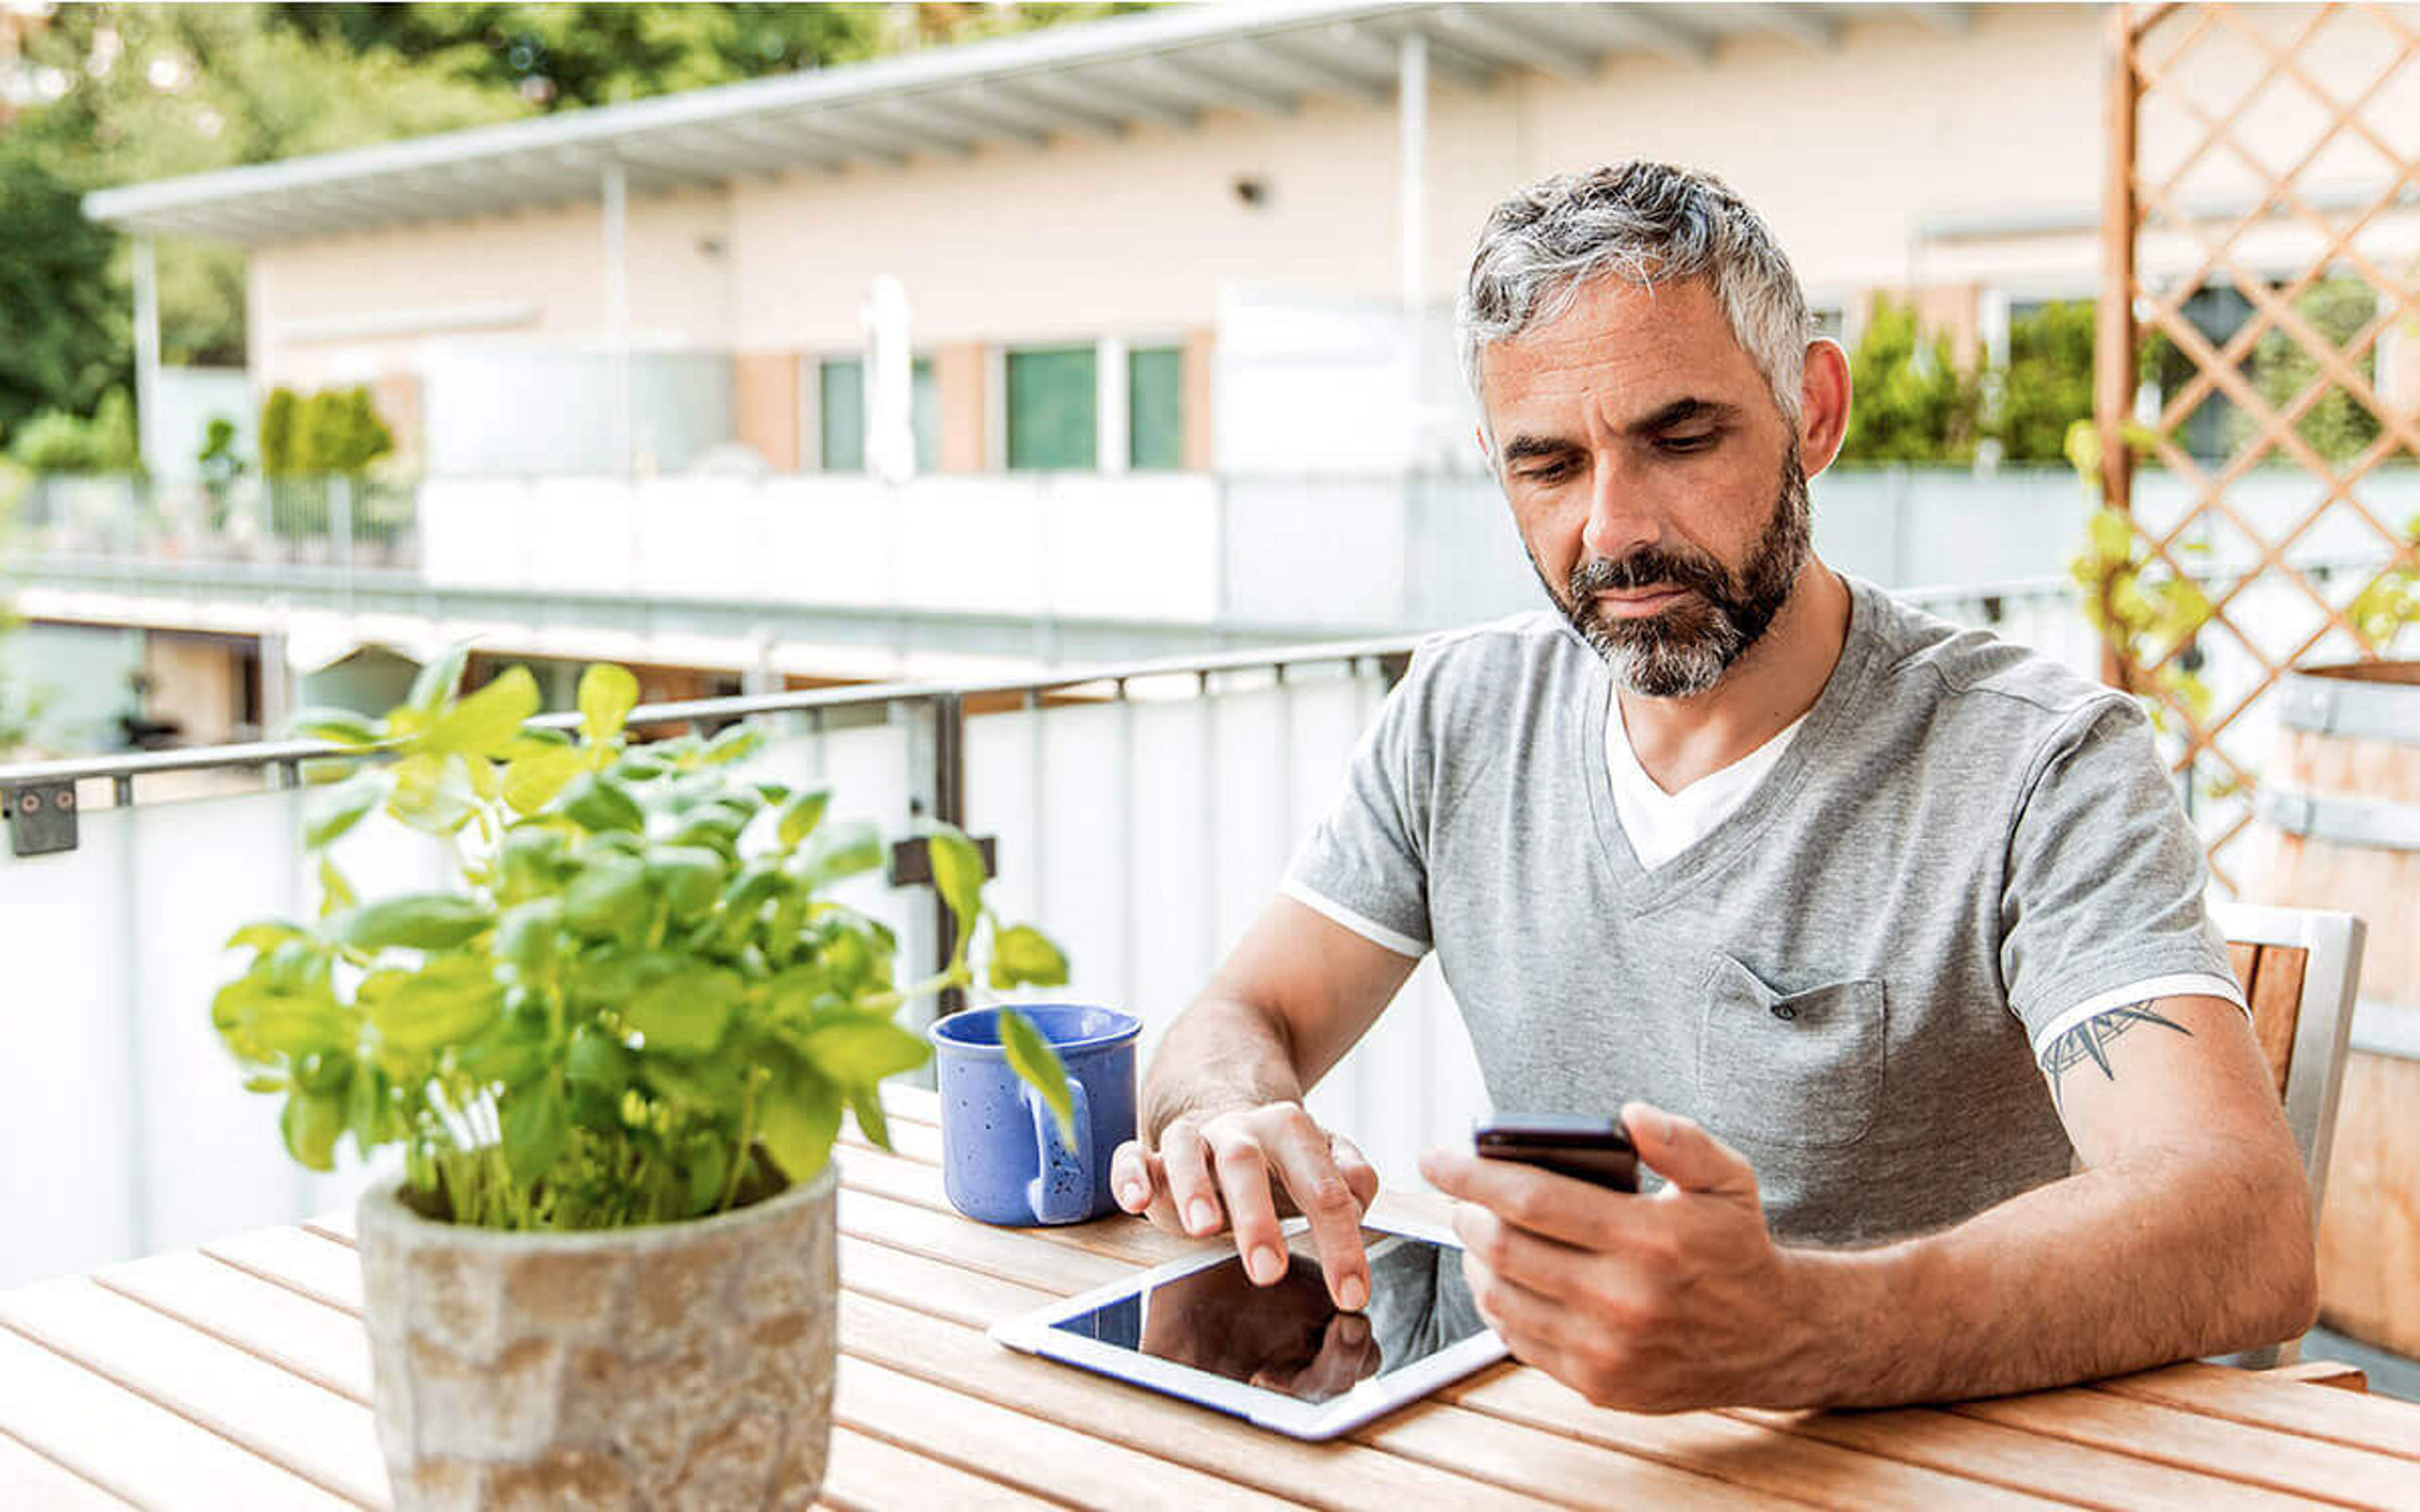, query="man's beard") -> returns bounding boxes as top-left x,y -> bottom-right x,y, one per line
1532,445 -> 1812,699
